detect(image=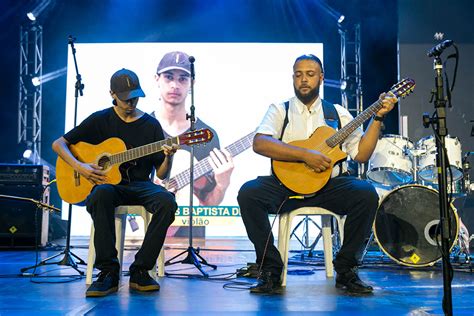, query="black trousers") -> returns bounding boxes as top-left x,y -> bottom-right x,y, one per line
237,175 -> 378,277
86,181 -> 176,274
